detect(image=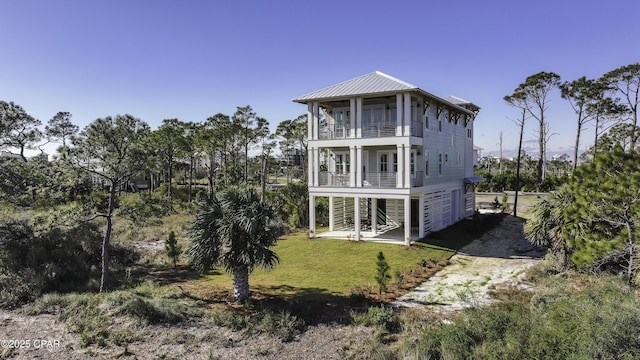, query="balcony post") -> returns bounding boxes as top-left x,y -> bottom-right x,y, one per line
307,103 -> 313,139
349,146 -> 356,187
356,97 -> 363,138
308,147 -> 313,186
396,144 -> 404,188
350,98 -> 356,138
356,146 -> 363,187
396,94 -> 403,136
403,93 -> 411,136
313,148 -> 320,186
312,102 -> 320,140
404,145 -> 411,188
